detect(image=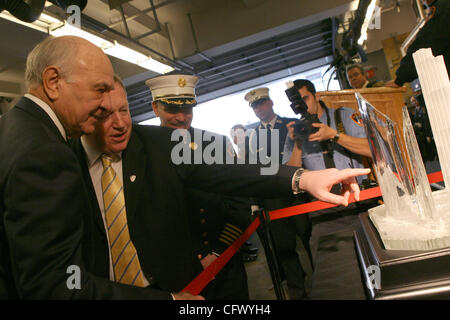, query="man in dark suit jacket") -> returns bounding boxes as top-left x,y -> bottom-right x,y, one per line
0,36 -> 178,299
244,87 -> 296,165
74,76 -> 293,298
74,76 -> 370,299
